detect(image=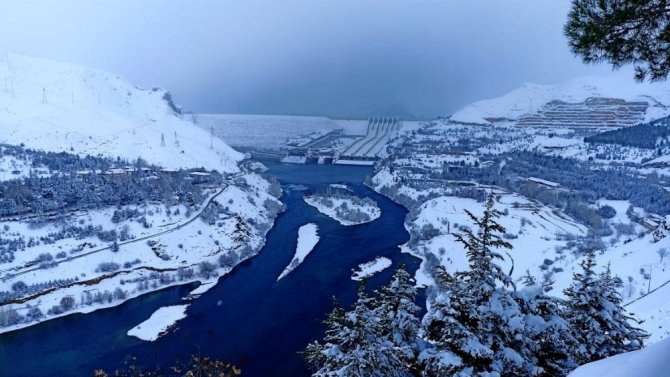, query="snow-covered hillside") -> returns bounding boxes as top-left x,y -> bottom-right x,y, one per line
0,51 -> 284,335
371,118 -> 670,345
0,50 -> 241,171
451,74 -> 670,125
568,337 -> 670,377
